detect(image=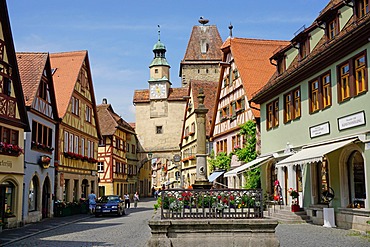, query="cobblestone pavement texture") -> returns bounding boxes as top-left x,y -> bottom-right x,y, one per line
0,198 -> 369,246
